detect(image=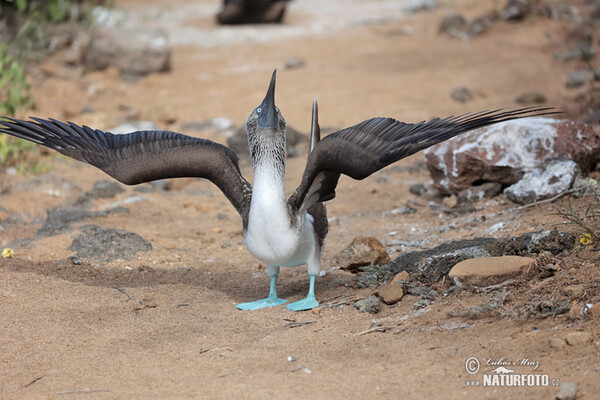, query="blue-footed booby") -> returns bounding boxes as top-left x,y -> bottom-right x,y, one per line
0,70 -> 557,311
